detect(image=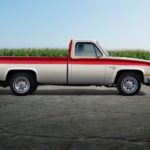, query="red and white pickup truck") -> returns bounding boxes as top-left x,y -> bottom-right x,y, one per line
0,40 -> 150,96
